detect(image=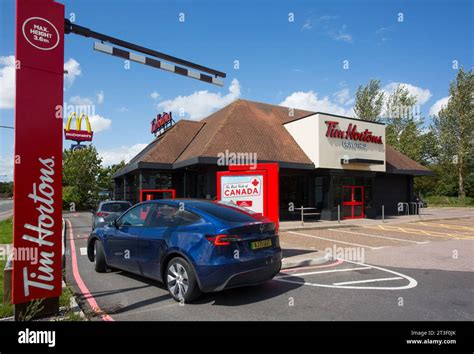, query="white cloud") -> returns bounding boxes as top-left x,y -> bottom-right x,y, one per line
383,82 -> 432,105
88,114 -> 112,133
69,96 -> 94,106
99,143 -> 148,166
150,91 -> 160,100
429,96 -> 450,116
333,88 -> 354,105
302,16 -> 352,43
330,24 -> 353,43
301,19 -> 312,31
97,90 -> 104,104
1,57 -> 82,109
64,58 -> 81,86
0,55 -> 16,109
280,90 -> 353,117
117,107 -> 129,112
157,78 -> 241,120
